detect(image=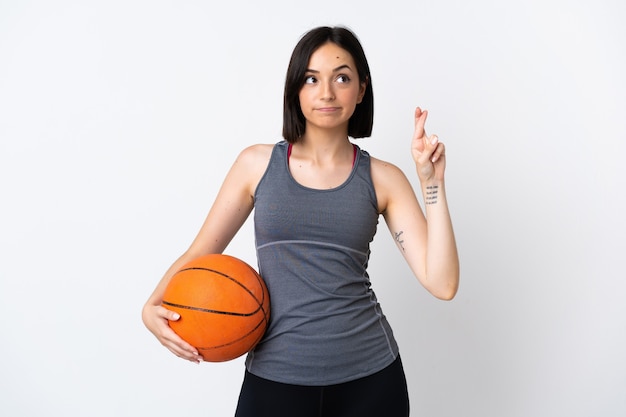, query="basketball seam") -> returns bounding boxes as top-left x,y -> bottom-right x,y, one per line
179,266 -> 261,301
162,300 -> 259,317
196,315 -> 267,351
173,265 -> 270,322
